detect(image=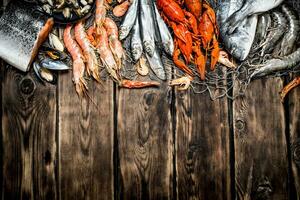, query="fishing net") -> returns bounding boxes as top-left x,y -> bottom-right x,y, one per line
180,0 -> 300,100
118,0 -> 300,100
